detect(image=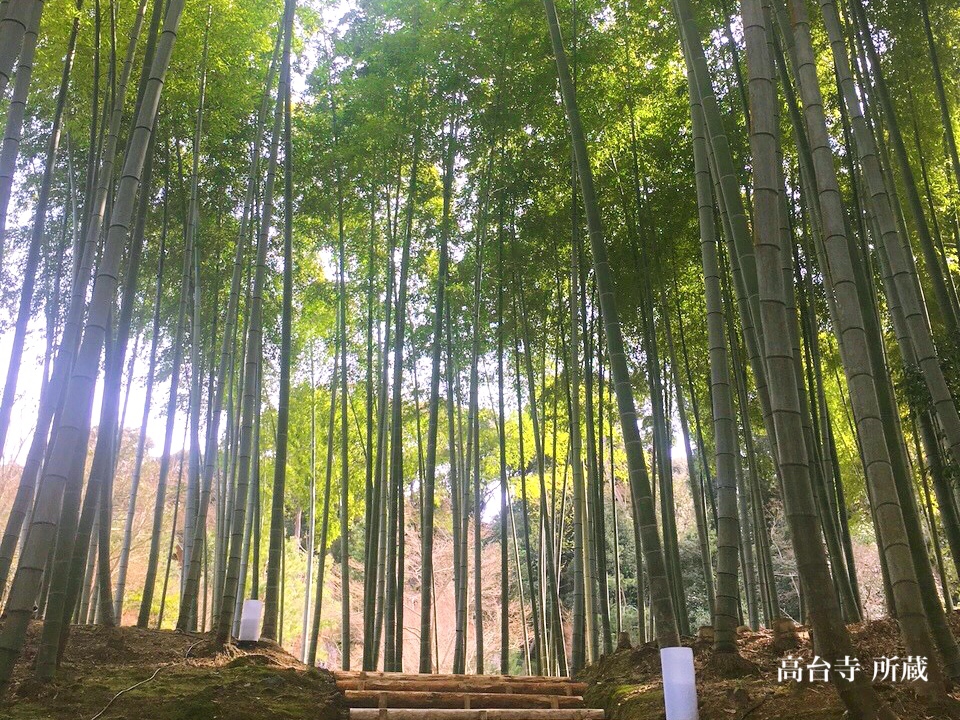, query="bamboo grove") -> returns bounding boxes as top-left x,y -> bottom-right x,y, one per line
0,0 -> 959,716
